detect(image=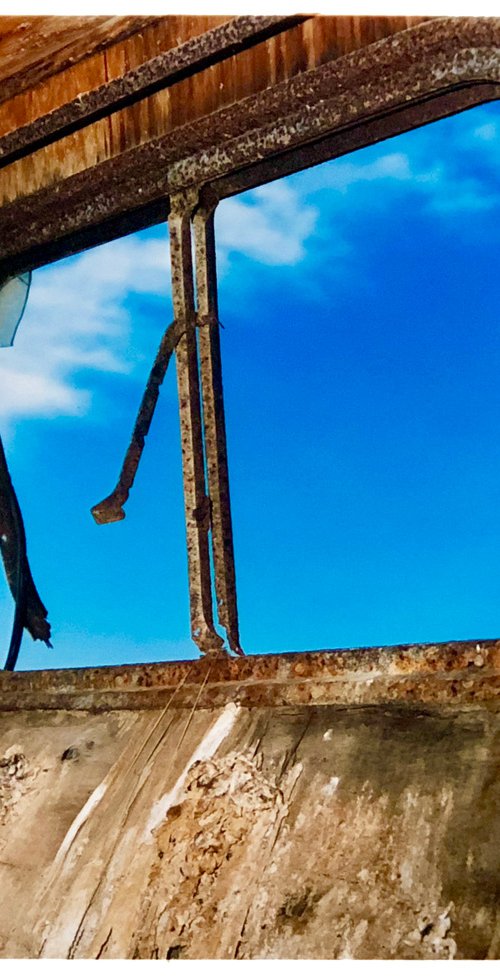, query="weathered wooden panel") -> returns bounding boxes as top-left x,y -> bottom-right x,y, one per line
0,15 -> 231,139
0,640 -> 498,959
0,16 -> 159,104
0,16 -> 428,207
